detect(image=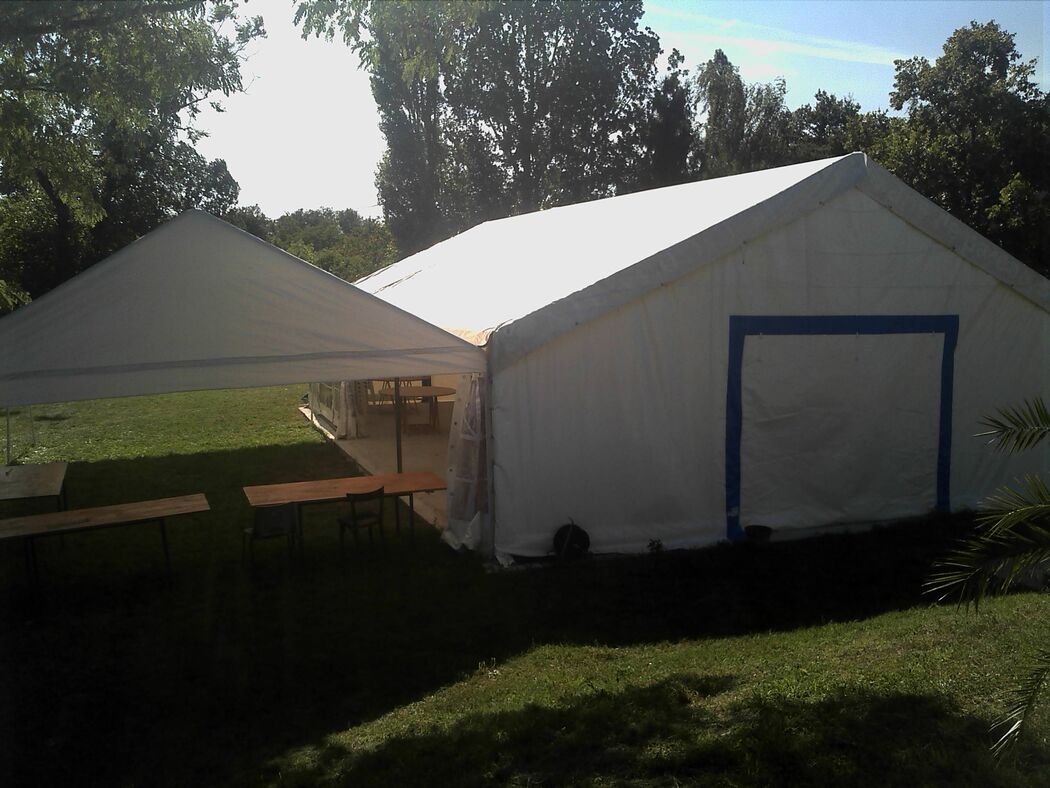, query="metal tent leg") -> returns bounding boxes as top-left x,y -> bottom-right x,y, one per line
159,520 -> 171,573
394,377 -> 403,473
